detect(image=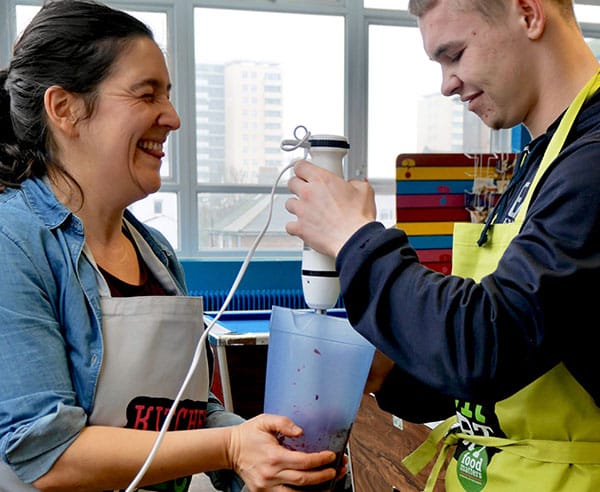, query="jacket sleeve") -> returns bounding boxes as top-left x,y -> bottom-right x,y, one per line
336,139 -> 600,407
374,365 -> 455,423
